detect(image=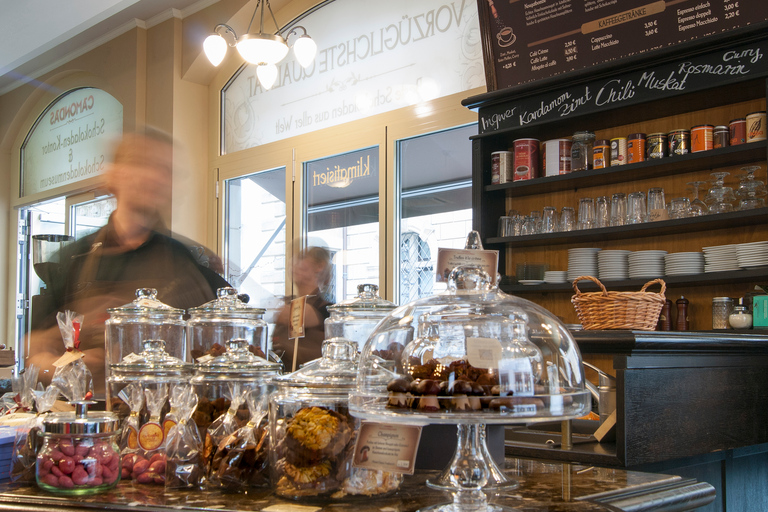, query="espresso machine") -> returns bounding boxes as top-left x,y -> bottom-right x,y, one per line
30,234 -> 73,330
